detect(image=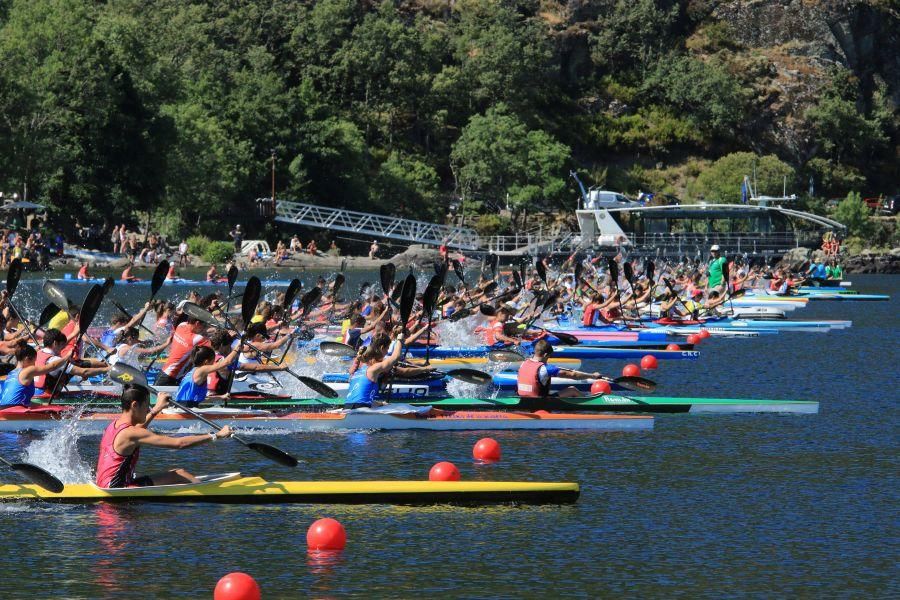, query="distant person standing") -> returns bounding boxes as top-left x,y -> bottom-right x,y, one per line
229,225 -> 243,257
369,240 -> 379,259
177,240 -> 189,266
